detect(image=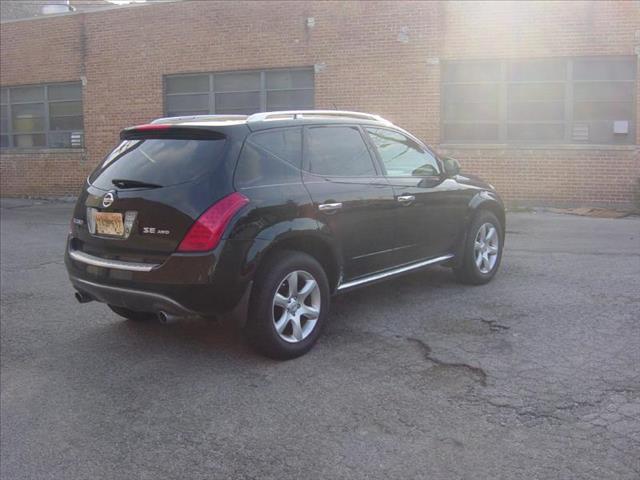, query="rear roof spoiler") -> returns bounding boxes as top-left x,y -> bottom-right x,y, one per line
120,123 -> 226,140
